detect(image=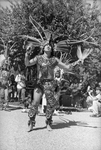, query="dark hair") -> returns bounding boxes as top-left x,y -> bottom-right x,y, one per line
2,63 -> 9,71
41,43 -> 54,57
96,87 -> 101,91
